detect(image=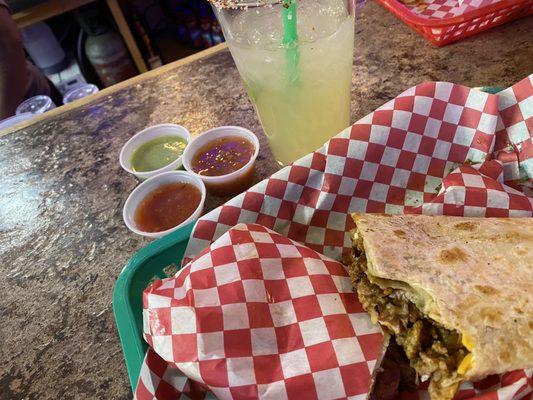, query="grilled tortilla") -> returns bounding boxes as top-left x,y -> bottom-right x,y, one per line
348,214 -> 533,400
